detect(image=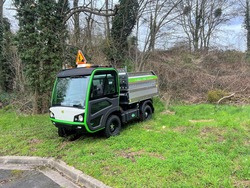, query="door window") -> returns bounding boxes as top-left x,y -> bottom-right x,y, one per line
90,72 -> 117,99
